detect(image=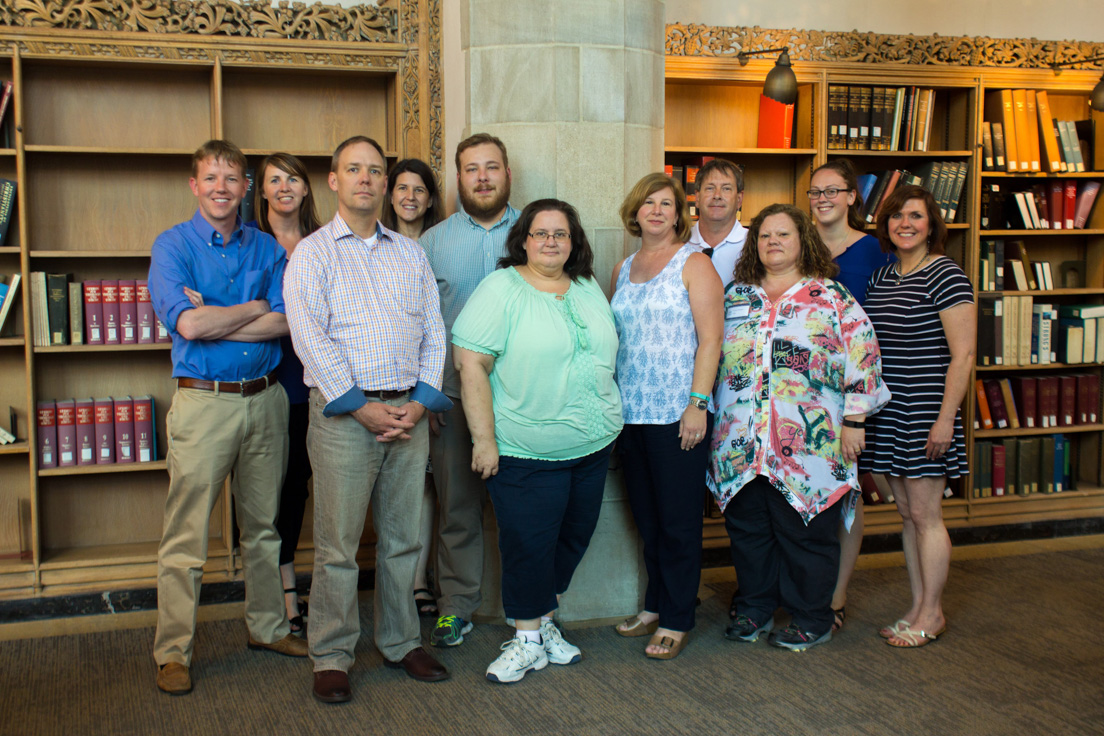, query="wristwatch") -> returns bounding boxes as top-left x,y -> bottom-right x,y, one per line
688,395 -> 708,410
